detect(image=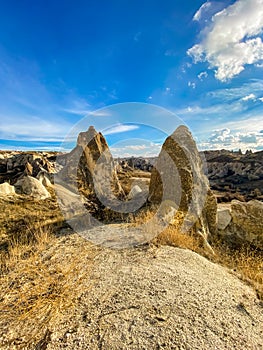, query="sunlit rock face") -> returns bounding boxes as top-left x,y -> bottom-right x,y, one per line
148,125 -> 217,241
57,126 -> 124,201
218,200 -> 263,249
